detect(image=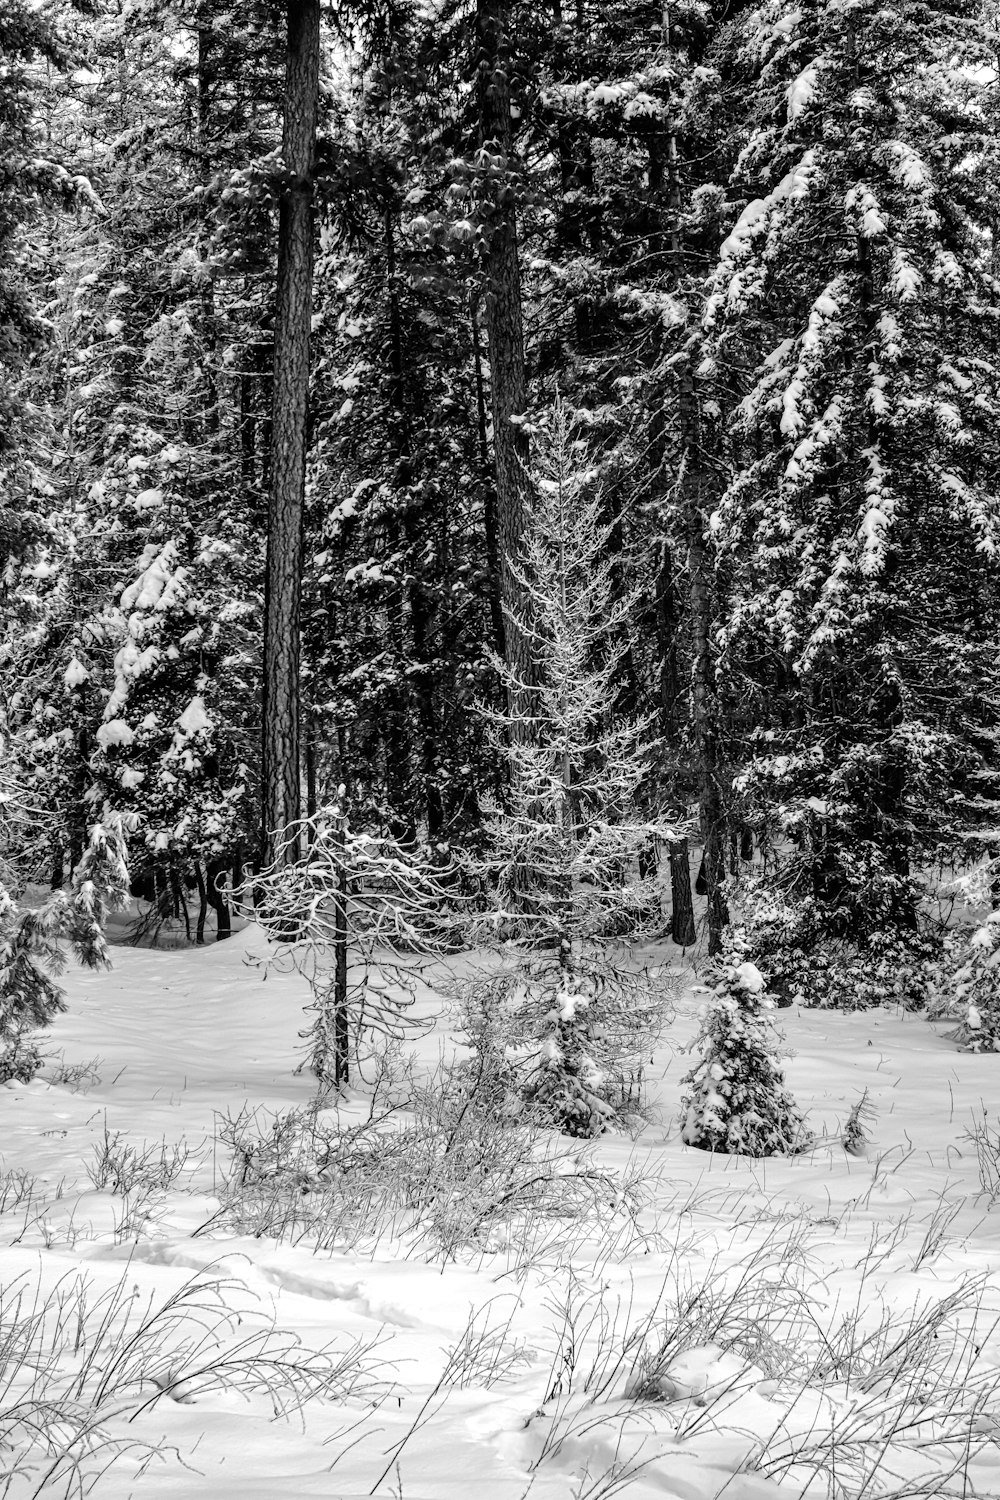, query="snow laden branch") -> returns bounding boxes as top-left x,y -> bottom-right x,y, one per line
472,396 -> 675,946
460,398 -> 677,1137
242,800 -> 460,1088
0,730 -> 59,891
